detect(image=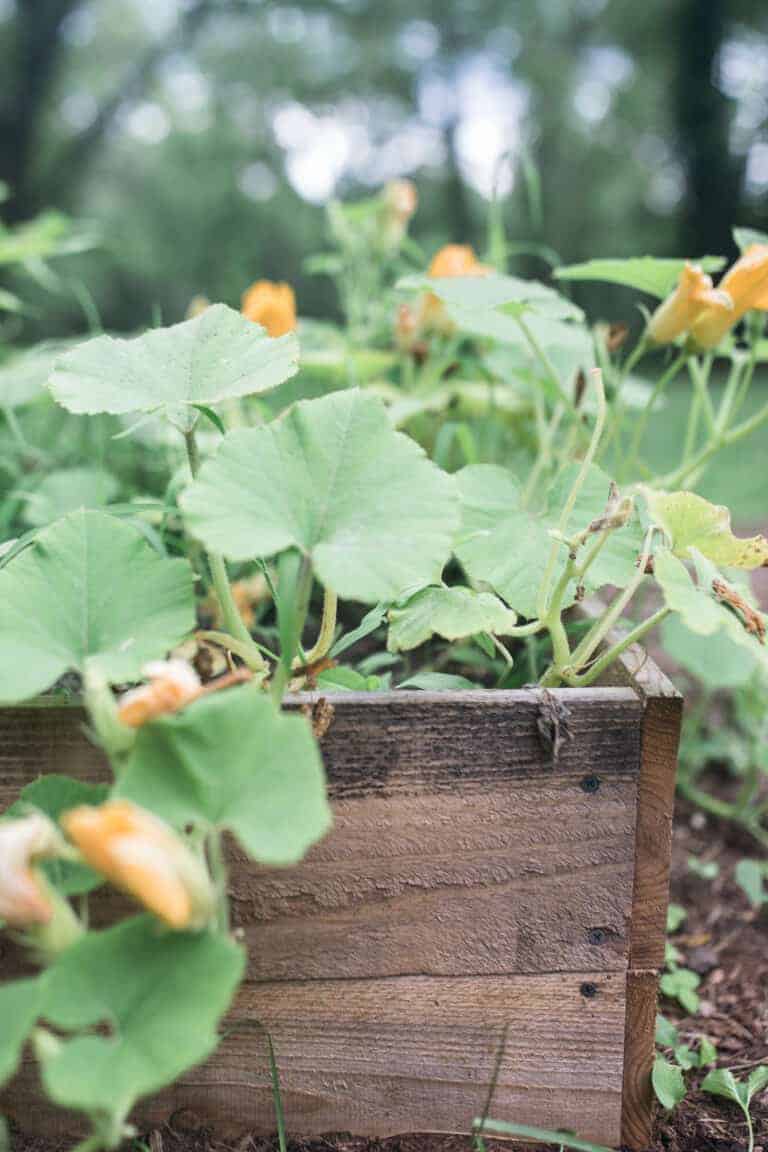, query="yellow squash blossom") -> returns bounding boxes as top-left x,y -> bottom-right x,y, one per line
117,659 -> 202,729
62,801 -> 214,930
690,244 -> 768,349
421,244 -> 490,331
0,814 -> 61,926
241,280 -> 297,337
646,263 -> 732,345
383,178 -> 418,224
